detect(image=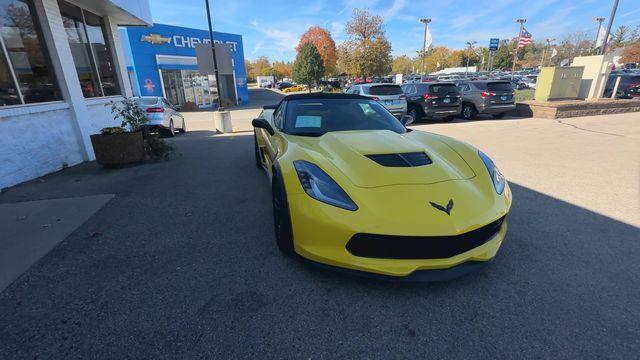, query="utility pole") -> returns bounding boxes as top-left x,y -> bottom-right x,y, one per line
419,18 -> 431,76
539,38 -> 555,68
205,0 -> 223,110
511,18 -> 526,79
593,17 -> 605,54
600,0 -> 619,55
465,41 -> 476,76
